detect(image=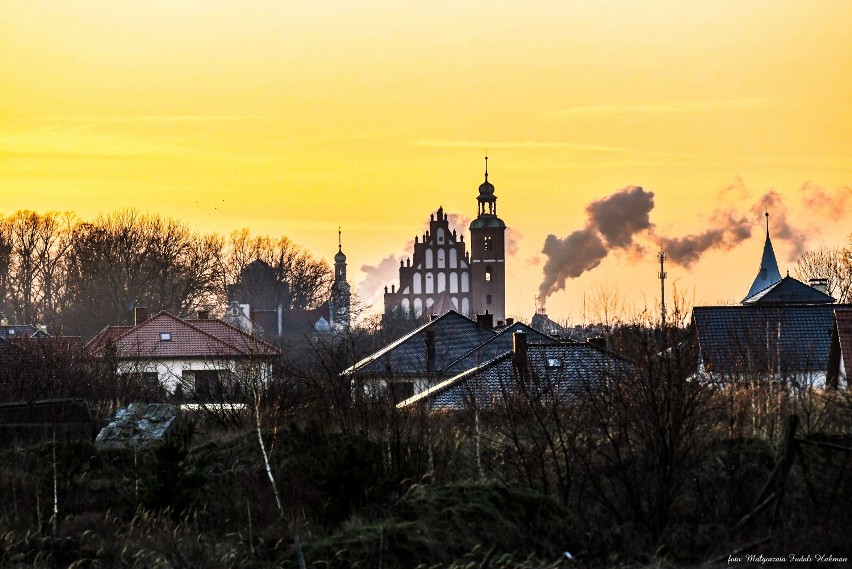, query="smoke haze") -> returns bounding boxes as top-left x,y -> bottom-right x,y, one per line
538,186 -> 654,303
